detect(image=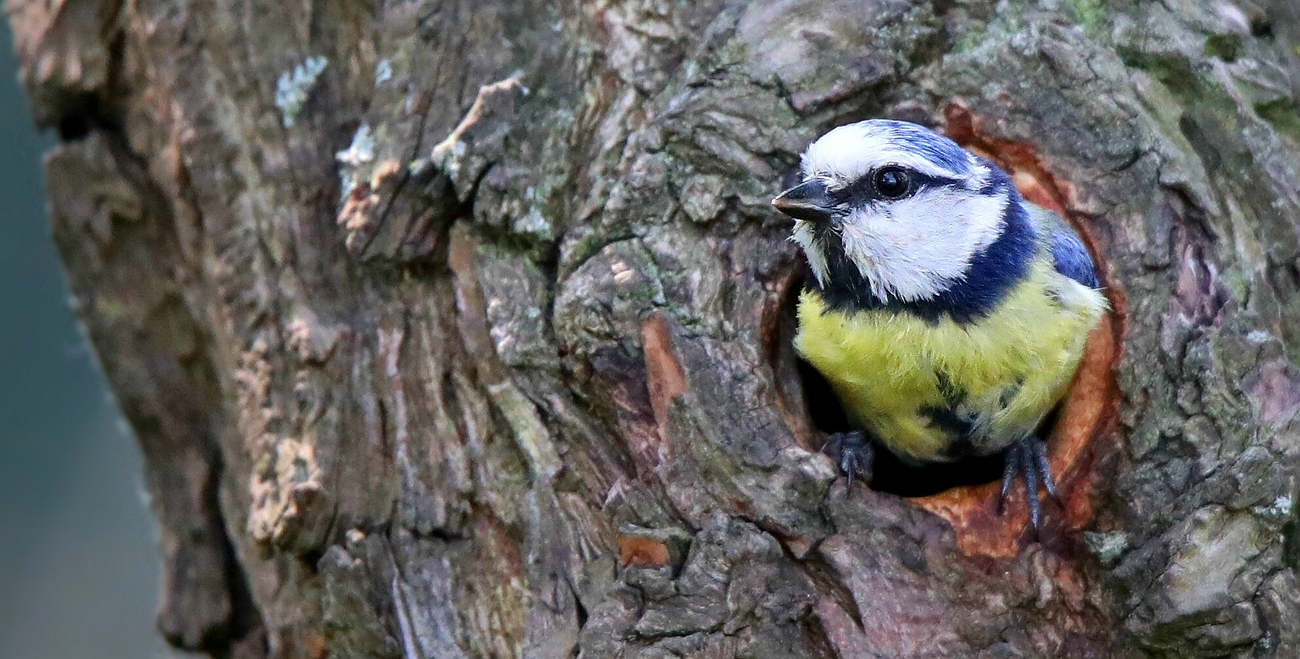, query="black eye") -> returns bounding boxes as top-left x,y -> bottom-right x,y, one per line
873,166 -> 913,200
